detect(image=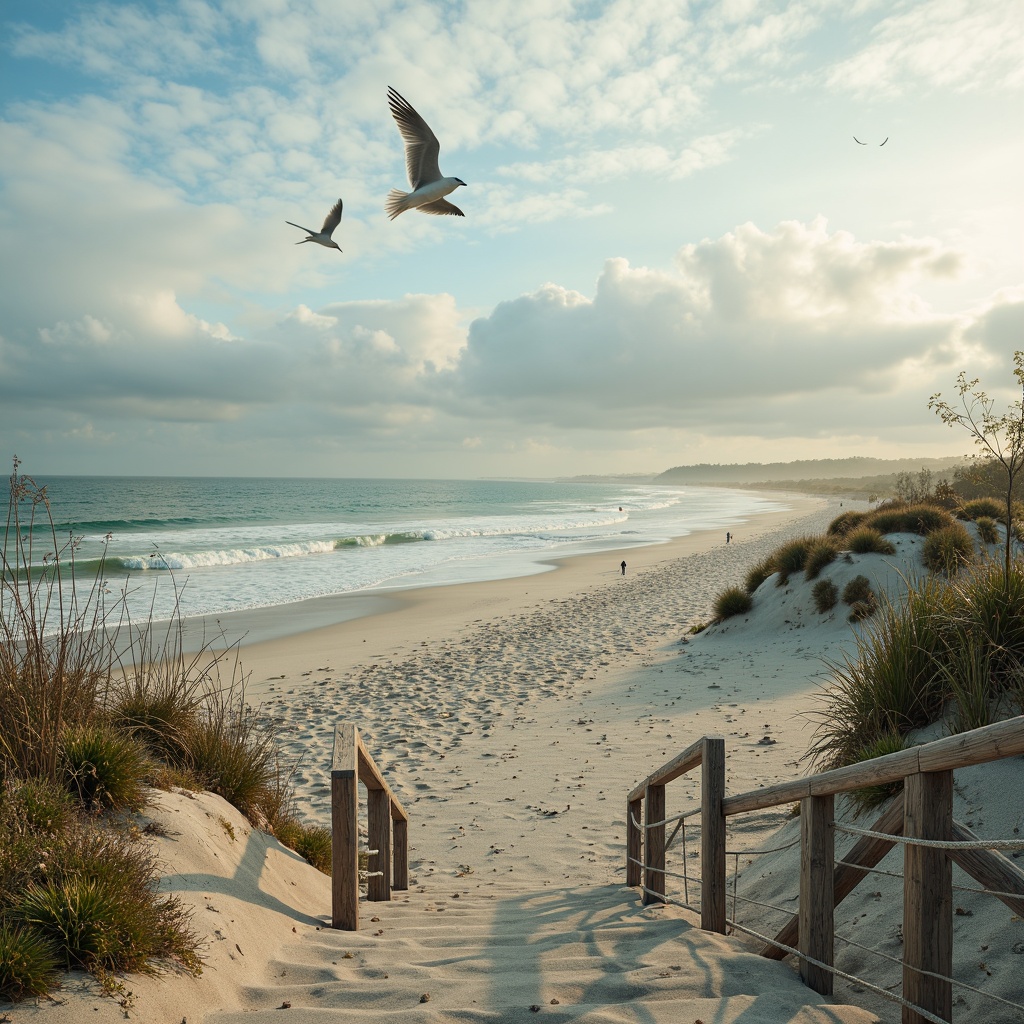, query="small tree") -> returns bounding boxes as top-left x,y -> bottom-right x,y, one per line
929,351 -> 1024,575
